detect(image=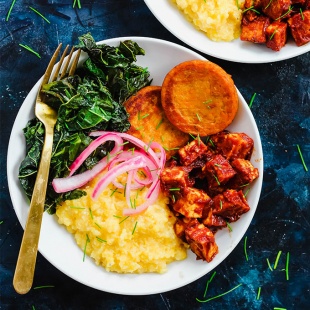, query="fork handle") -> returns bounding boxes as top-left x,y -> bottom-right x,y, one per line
13,126 -> 55,294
